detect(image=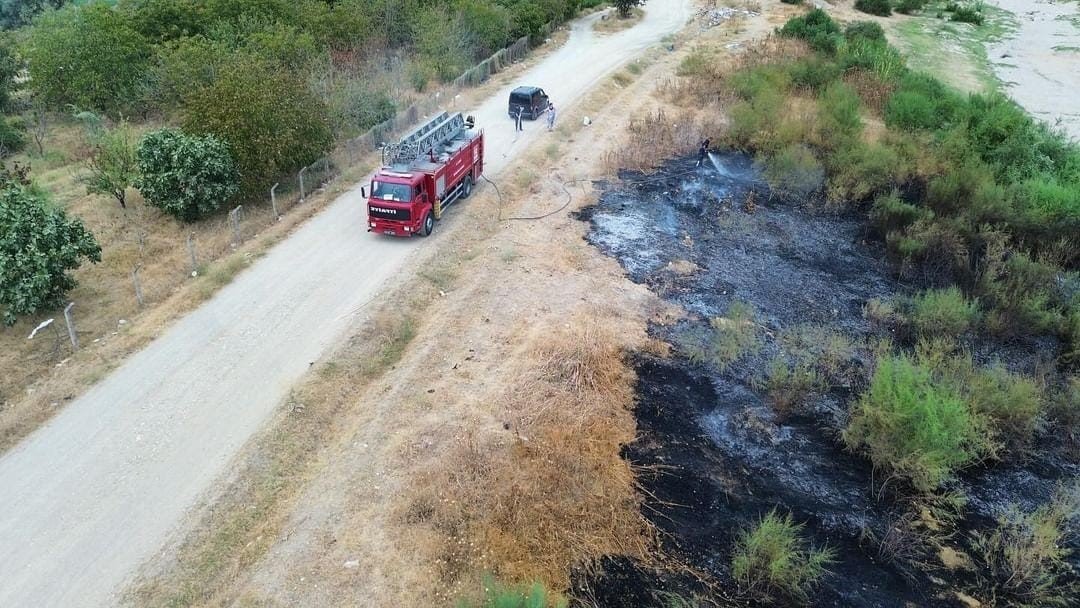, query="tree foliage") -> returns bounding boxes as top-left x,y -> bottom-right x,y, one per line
613,0 -> 644,18
23,3 -> 152,117
0,0 -> 68,30
180,58 -> 332,197
83,121 -> 138,209
136,128 -> 239,221
0,170 -> 101,325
